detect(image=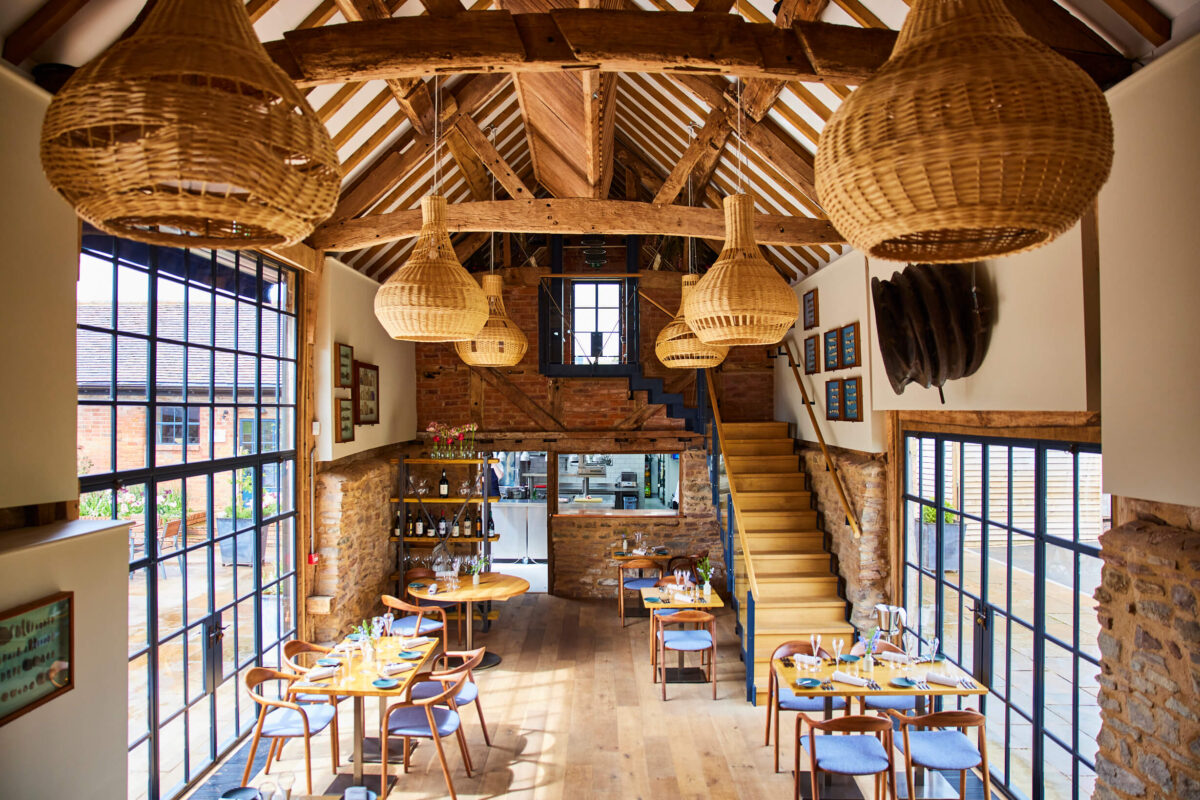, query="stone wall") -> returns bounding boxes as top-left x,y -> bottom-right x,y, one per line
309,448 -> 400,643
798,443 -> 889,632
551,449 -> 722,598
1094,519 -> 1200,800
